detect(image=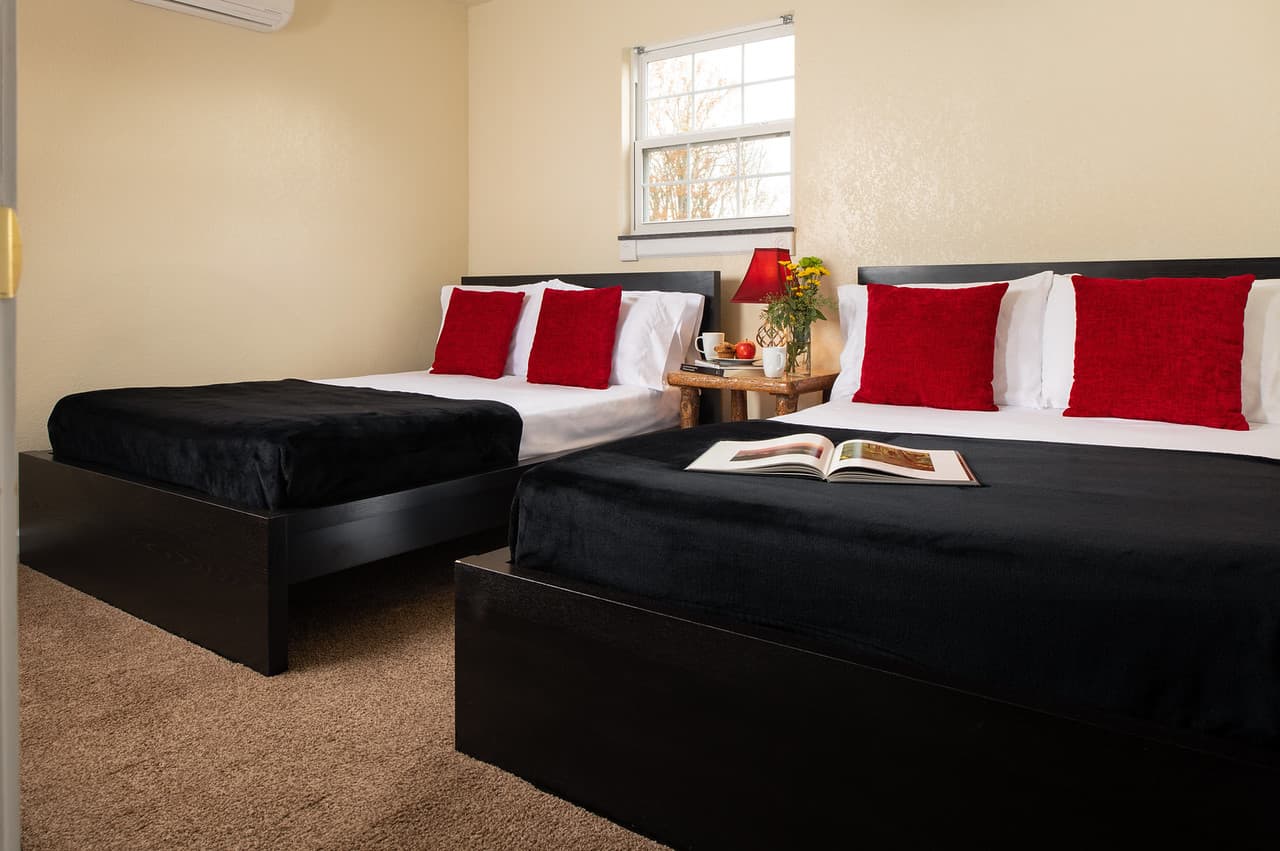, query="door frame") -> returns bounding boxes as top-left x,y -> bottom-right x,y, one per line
0,0 -> 19,847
